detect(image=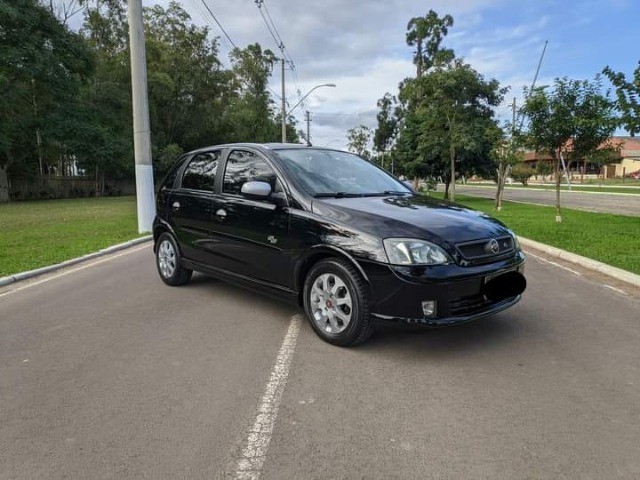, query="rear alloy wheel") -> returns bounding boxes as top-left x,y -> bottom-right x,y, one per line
303,258 -> 373,347
155,232 -> 192,286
